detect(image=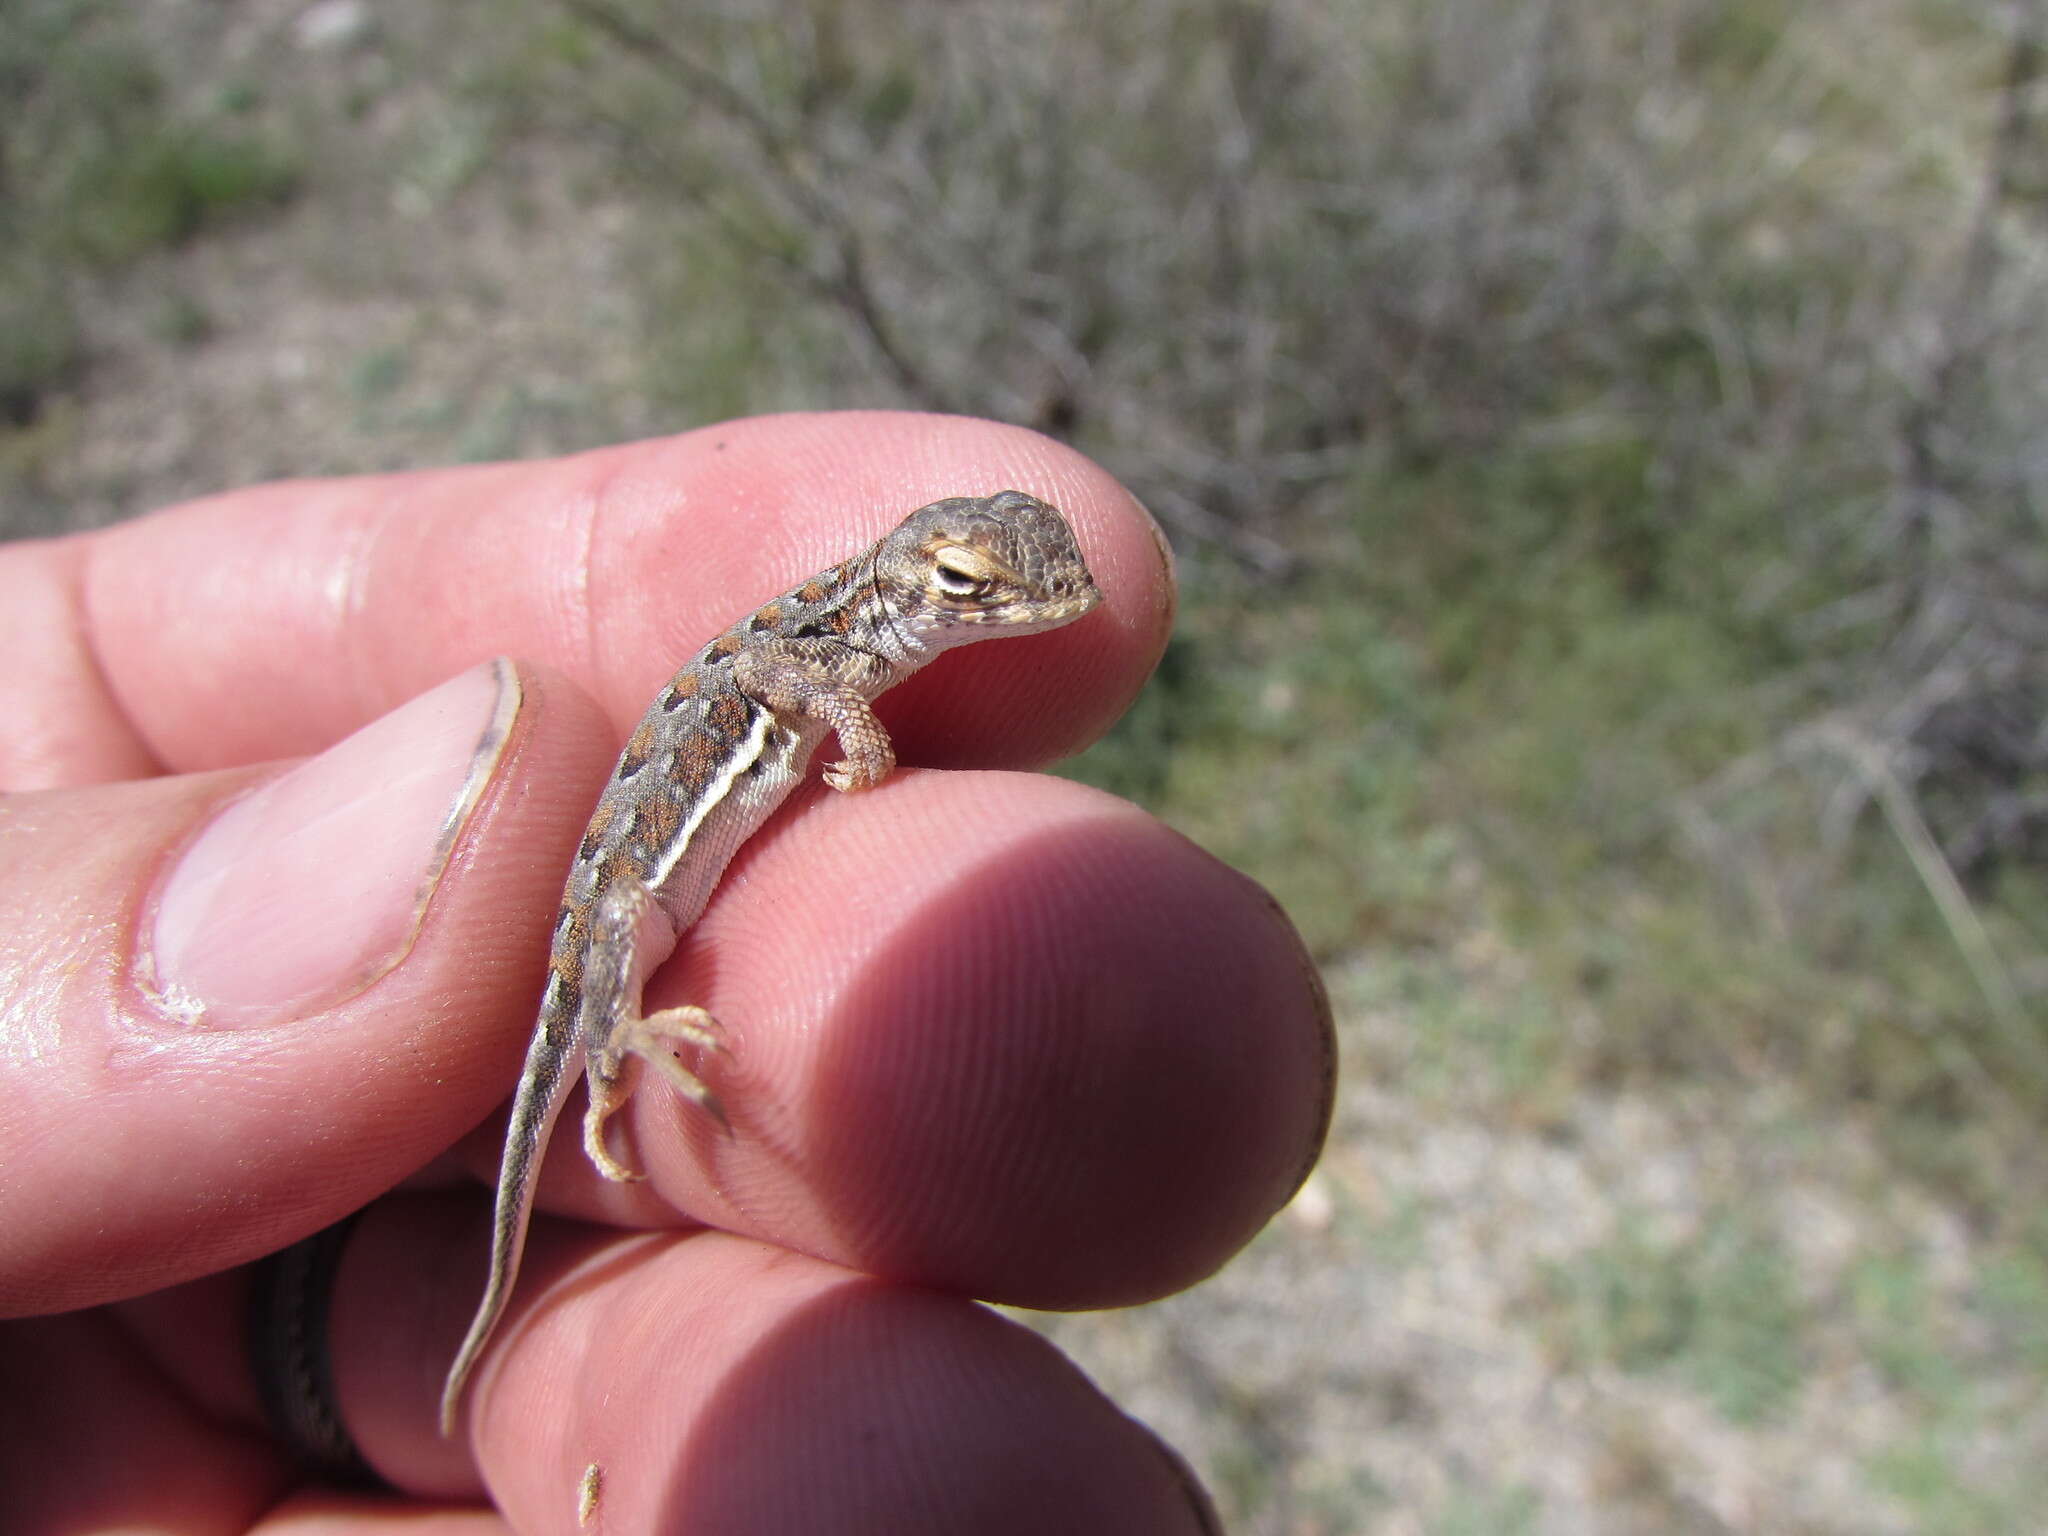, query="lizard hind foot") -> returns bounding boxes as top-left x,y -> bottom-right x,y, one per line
632,1007 -> 732,1135
581,1006 -> 734,1180
638,1003 -> 727,1054
582,1095 -> 649,1183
